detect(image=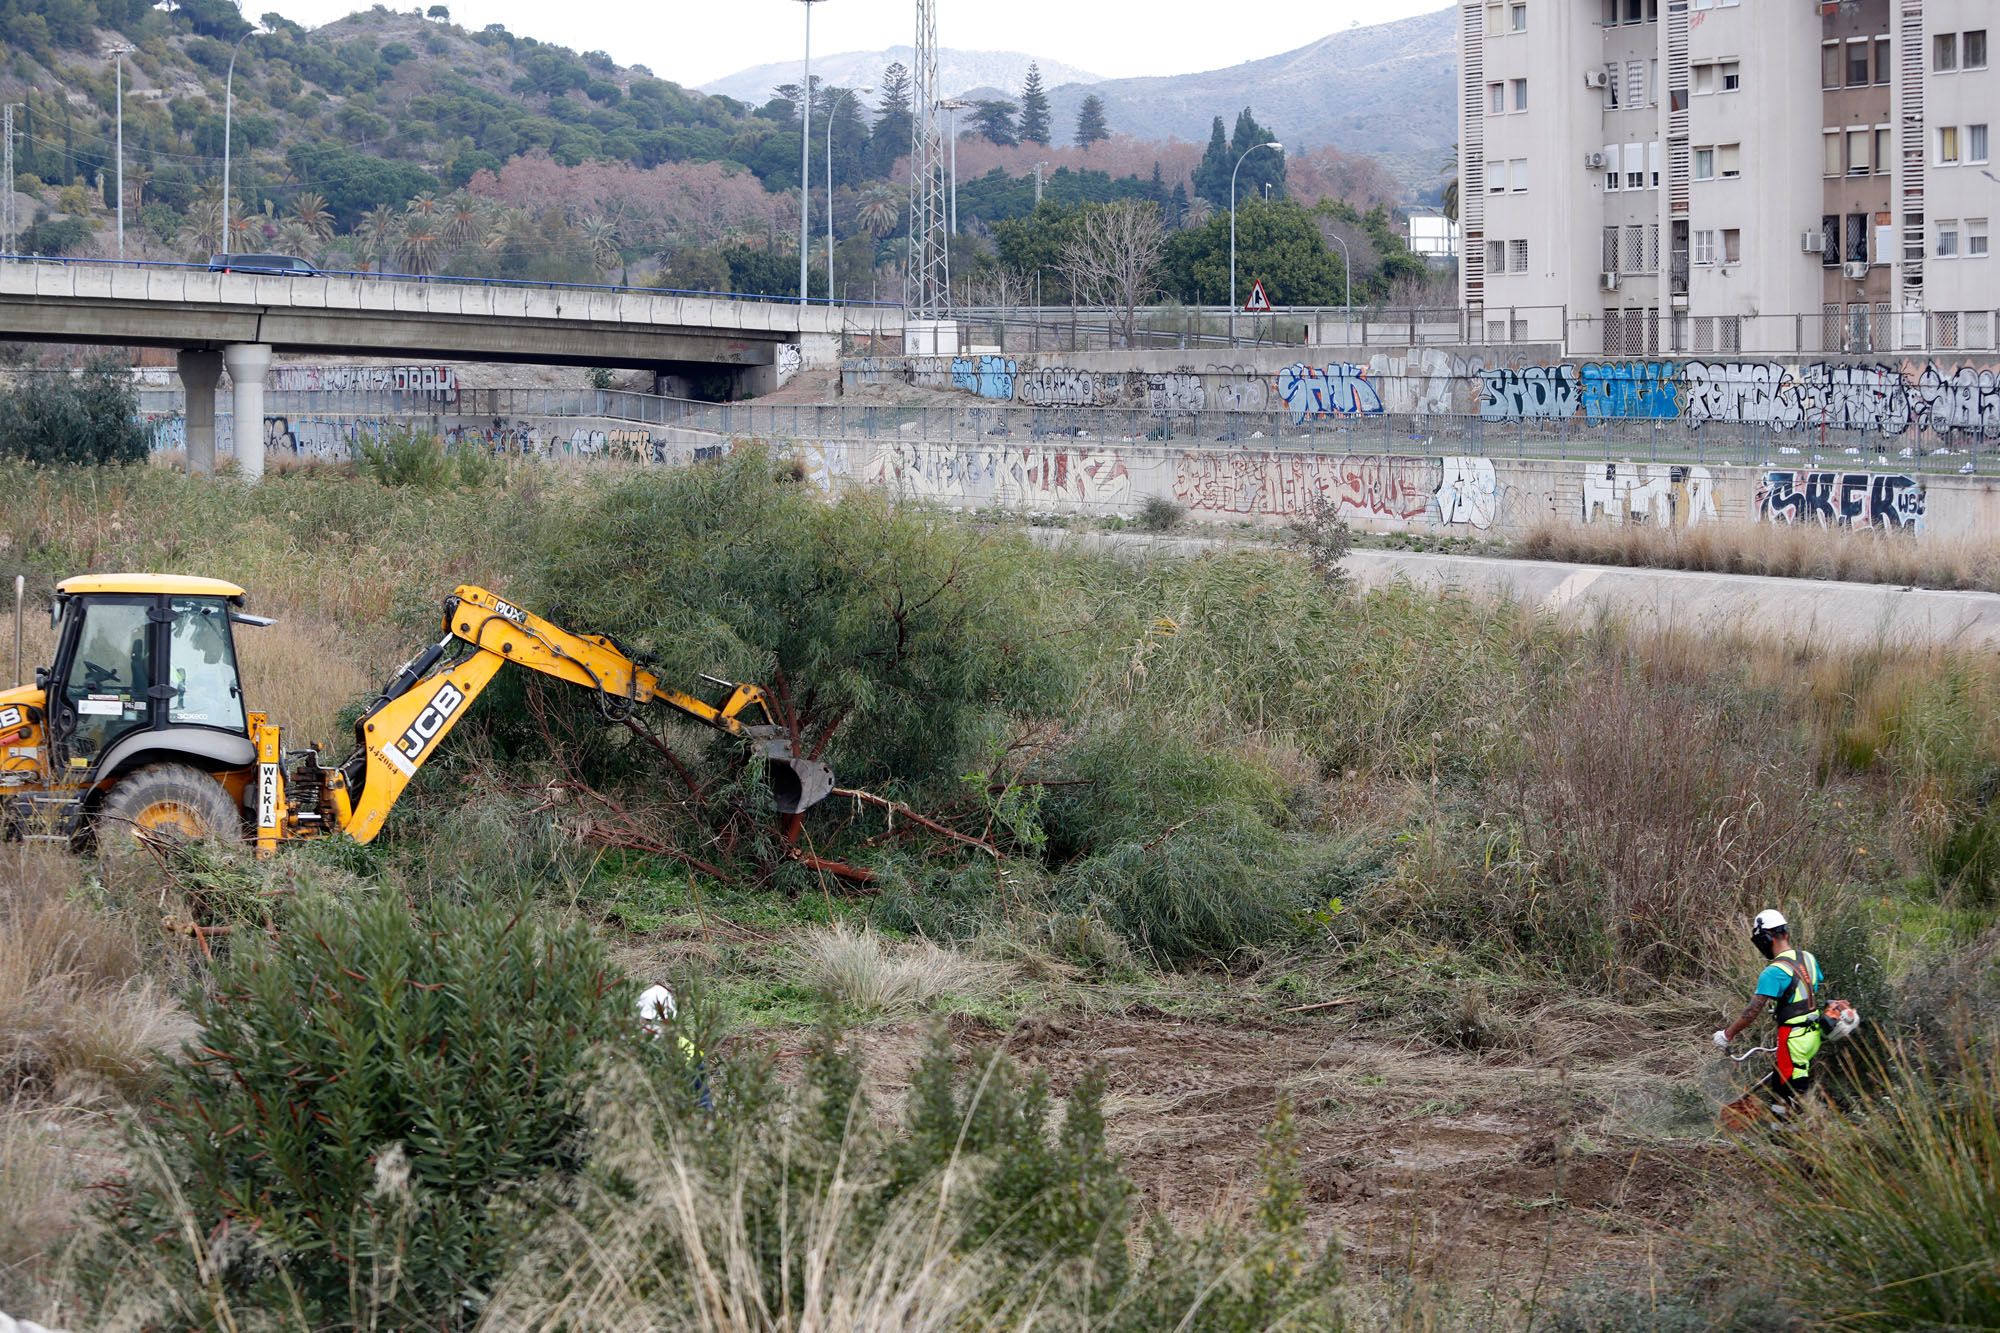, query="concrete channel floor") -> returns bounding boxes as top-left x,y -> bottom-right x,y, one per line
1034,528 -> 2000,650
